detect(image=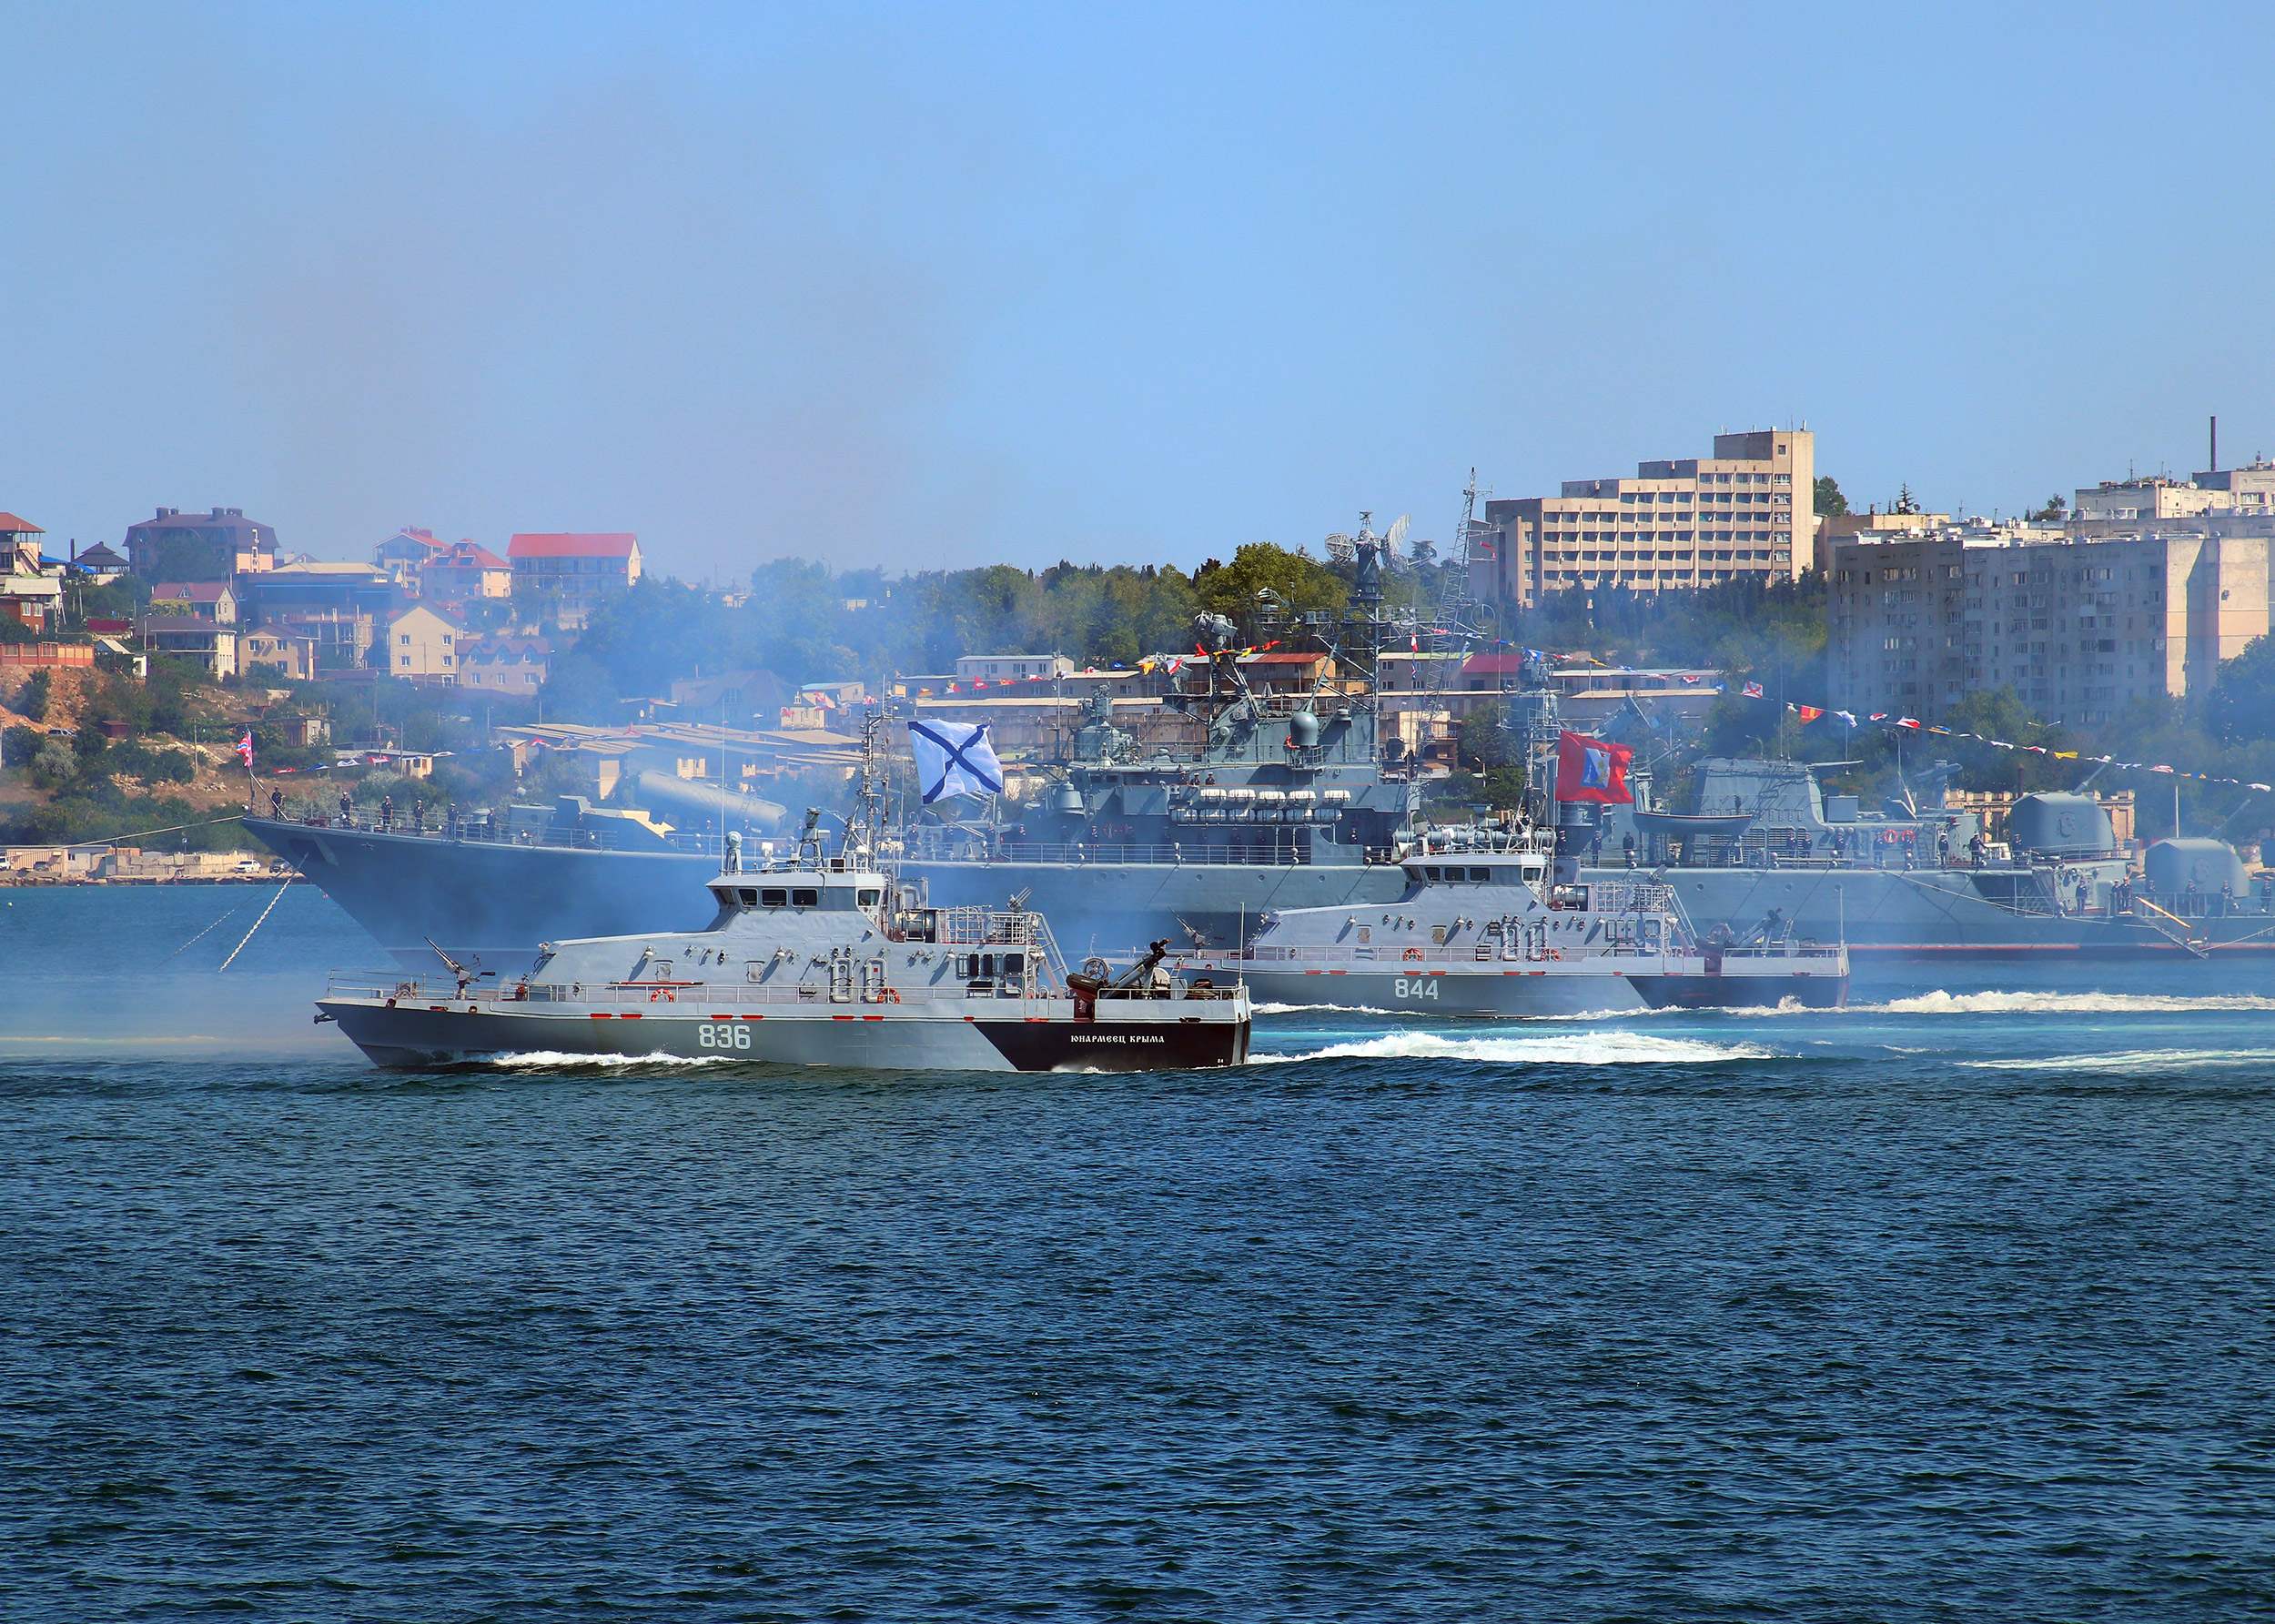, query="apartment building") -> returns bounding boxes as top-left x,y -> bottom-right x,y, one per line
1827,529 -> 2269,727
460,635 -> 552,693
508,532 -> 642,627
387,604 -> 465,684
123,506 -> 278,580
1473,429 -> 1815,610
